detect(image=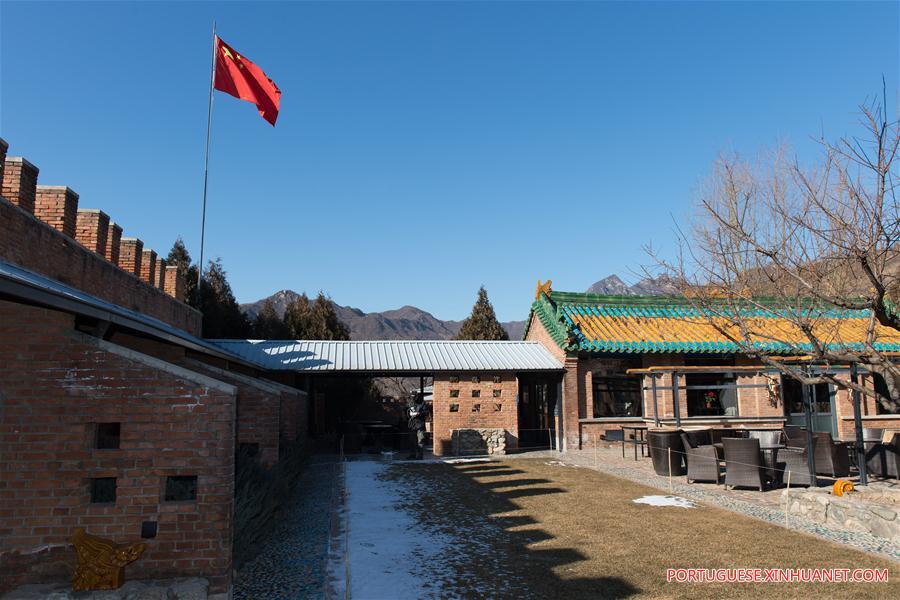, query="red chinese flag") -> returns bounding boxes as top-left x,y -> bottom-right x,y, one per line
214,36 -> 282,126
